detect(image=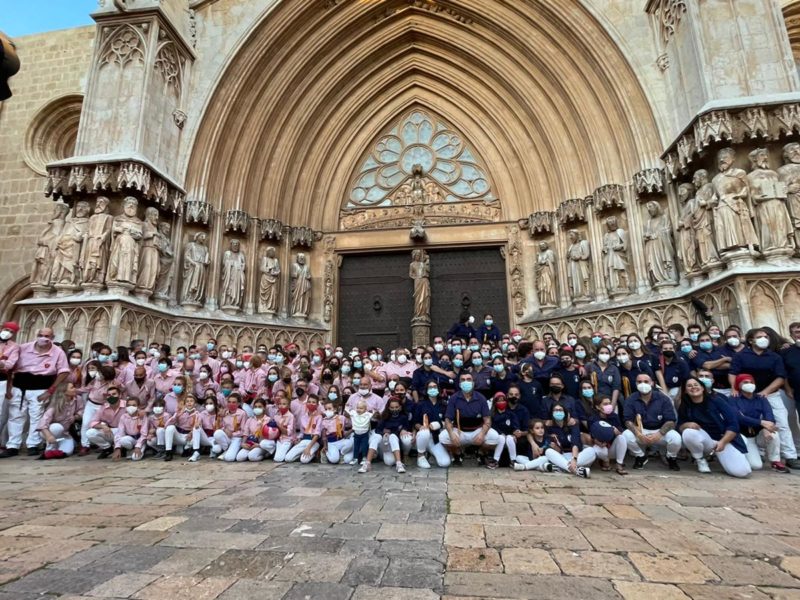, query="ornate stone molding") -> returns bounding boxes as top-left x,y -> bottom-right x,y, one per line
45,160 -> 185,214
184,200 -> 211,225
646,0 -> 687,44
592,184 -> 625,212
633,168 -> 665,196
527,211 -> 554,234
224,210 -> 249,233
291,227 -> 317,248
340,200 -> 501,231
260,219 -> 284,241
98,23 -> 147,69
322,235 -> 340,324
557,198 -> 586,225
505,225 -> 526,318
172,109 -> 186,129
